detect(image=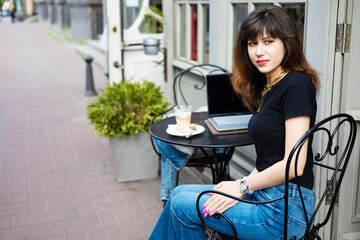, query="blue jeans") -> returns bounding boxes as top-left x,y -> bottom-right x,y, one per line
149,183 -> 315,240
153,138 -> 191,201
154,138 -> 226,201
